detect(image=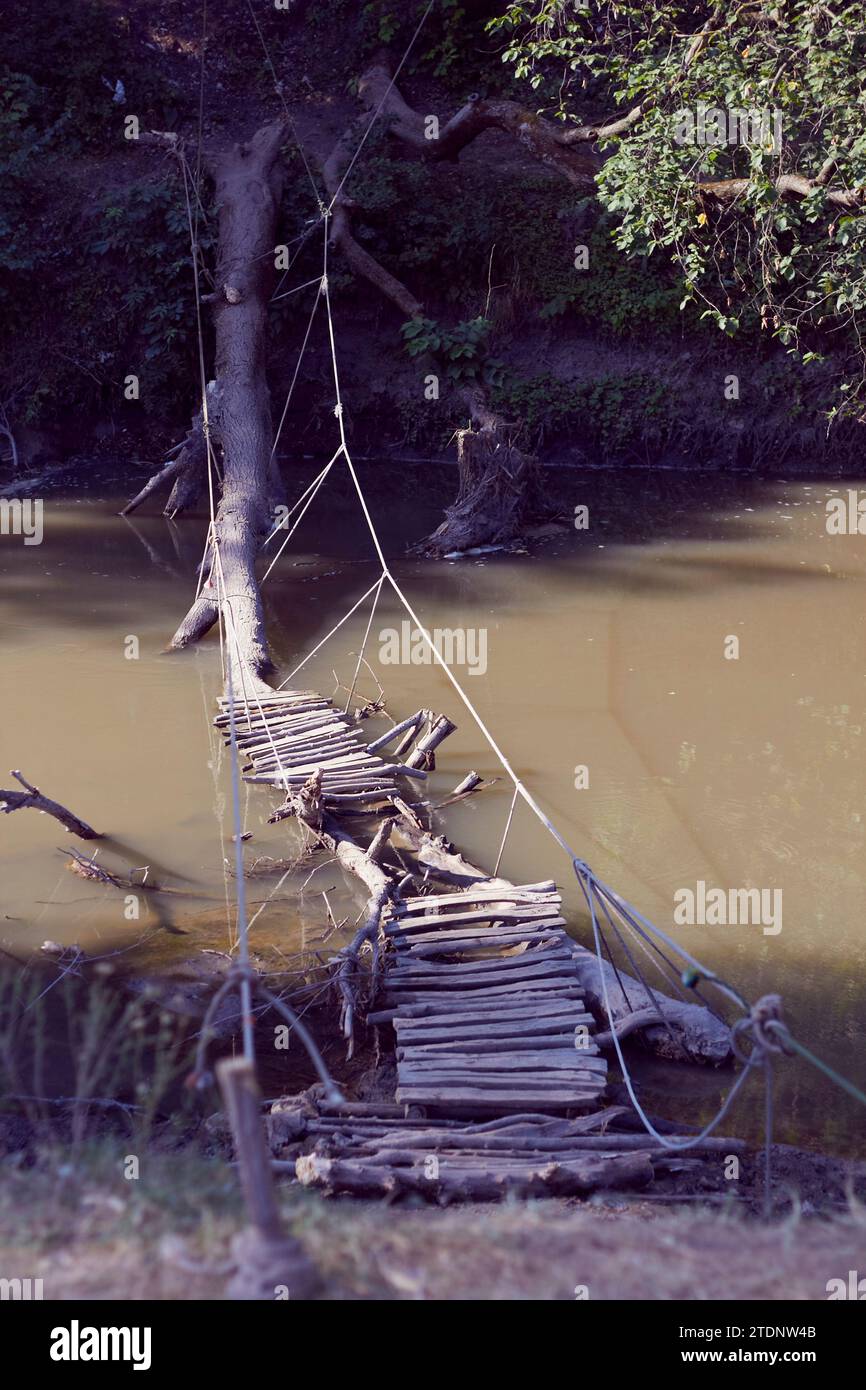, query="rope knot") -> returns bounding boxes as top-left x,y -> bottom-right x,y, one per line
733,993 -> 794,1062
